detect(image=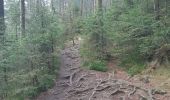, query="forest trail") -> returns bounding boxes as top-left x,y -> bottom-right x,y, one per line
36,39 -> 170,100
